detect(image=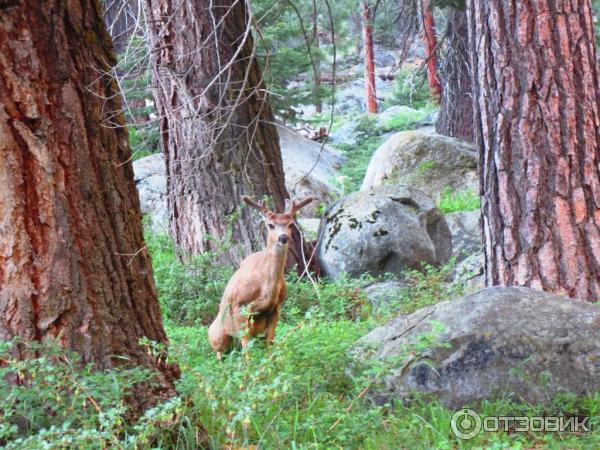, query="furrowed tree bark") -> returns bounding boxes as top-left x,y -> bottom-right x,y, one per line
436,6 -> 473,143
144,0 -> 307,269
467,0 -> 600,301
422,0 -> 442,102
362,1 -> 378,113
0,0 -> 179,410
